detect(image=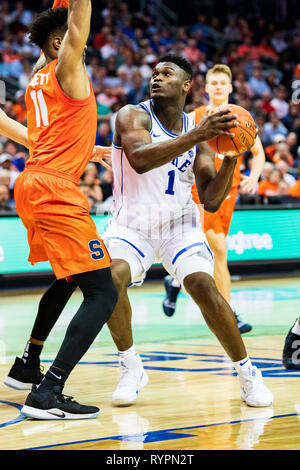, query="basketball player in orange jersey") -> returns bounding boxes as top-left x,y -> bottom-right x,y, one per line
4,1 -> 119,421
163,64 -> 265,333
